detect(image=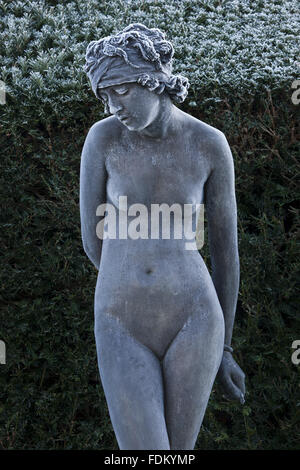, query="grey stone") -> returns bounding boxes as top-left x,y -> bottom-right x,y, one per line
80,23 -> 245,450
